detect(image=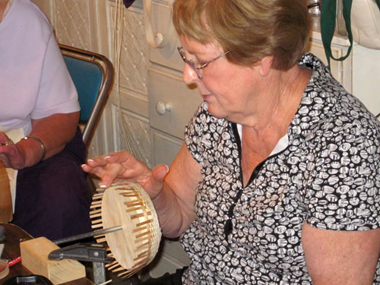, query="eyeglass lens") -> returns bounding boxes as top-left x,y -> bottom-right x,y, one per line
178,47 -> 203,78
